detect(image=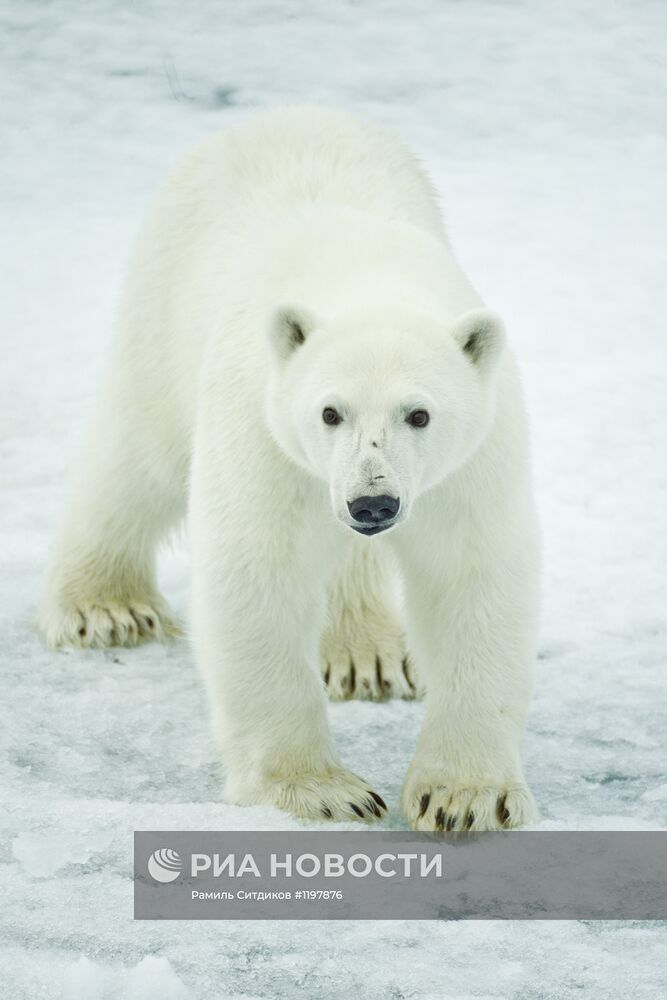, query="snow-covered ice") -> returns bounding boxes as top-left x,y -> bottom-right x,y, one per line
1,0 -> 666,997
